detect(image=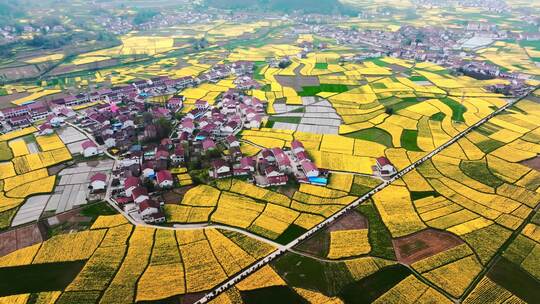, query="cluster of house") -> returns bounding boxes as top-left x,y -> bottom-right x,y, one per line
0,101 -> 50,130
77,98 -> 180,153
108,137 -> 184,224
210,139 -> 329,187
99,88 -> 269,223
178,89 -> 265,145
117,175 -> 167,224
198,61 -> 255,83
293,21 -> 534,95
0,75 -> 194,134
52,76 -> 194,107
1,58 -> 261,135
